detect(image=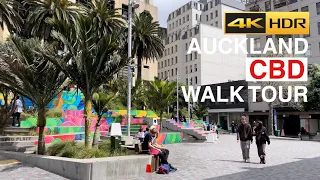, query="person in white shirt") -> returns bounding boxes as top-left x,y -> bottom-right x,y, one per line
135,128 -> 145,142
12,96 -> 23,127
